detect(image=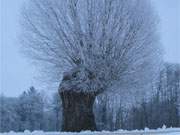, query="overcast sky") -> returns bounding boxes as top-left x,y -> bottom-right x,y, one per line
0,0 -> 180,97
